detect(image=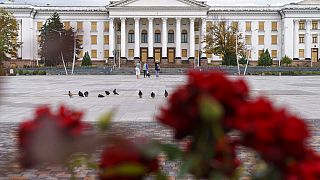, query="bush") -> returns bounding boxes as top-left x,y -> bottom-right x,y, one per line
239,57 -> 248,65
222,51 -> 237,66
38,70 -> 47,75
258,49 -> 273,66
32,70 -> 39,75
281,55 -> 293,67
81,52 -> 92,66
